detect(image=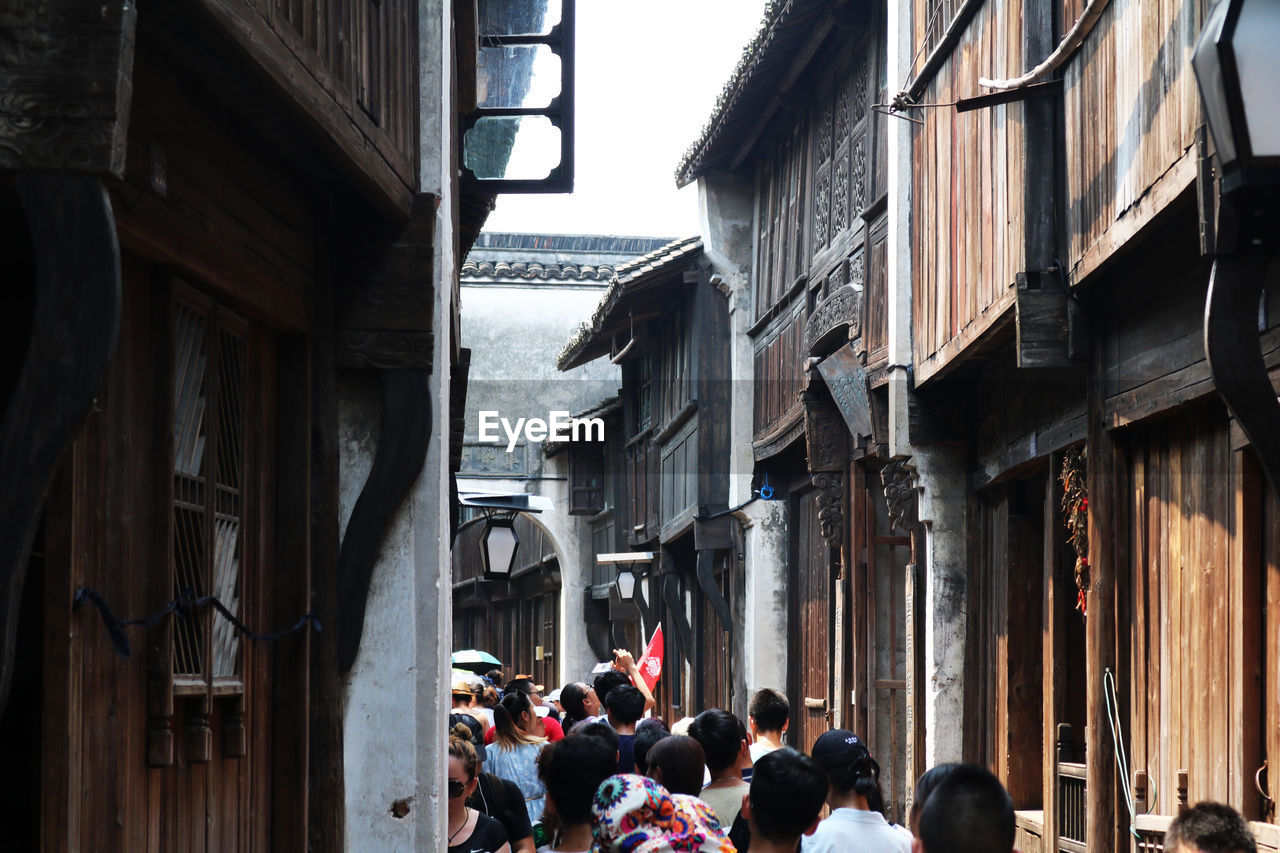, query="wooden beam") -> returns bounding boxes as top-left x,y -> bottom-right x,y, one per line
0,1 -> 137,175
1085,344 -> 1118,852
